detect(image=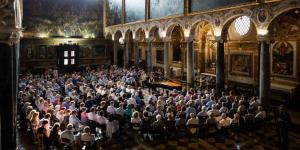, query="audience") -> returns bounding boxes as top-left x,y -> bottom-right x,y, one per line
17,66 -> 278,149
